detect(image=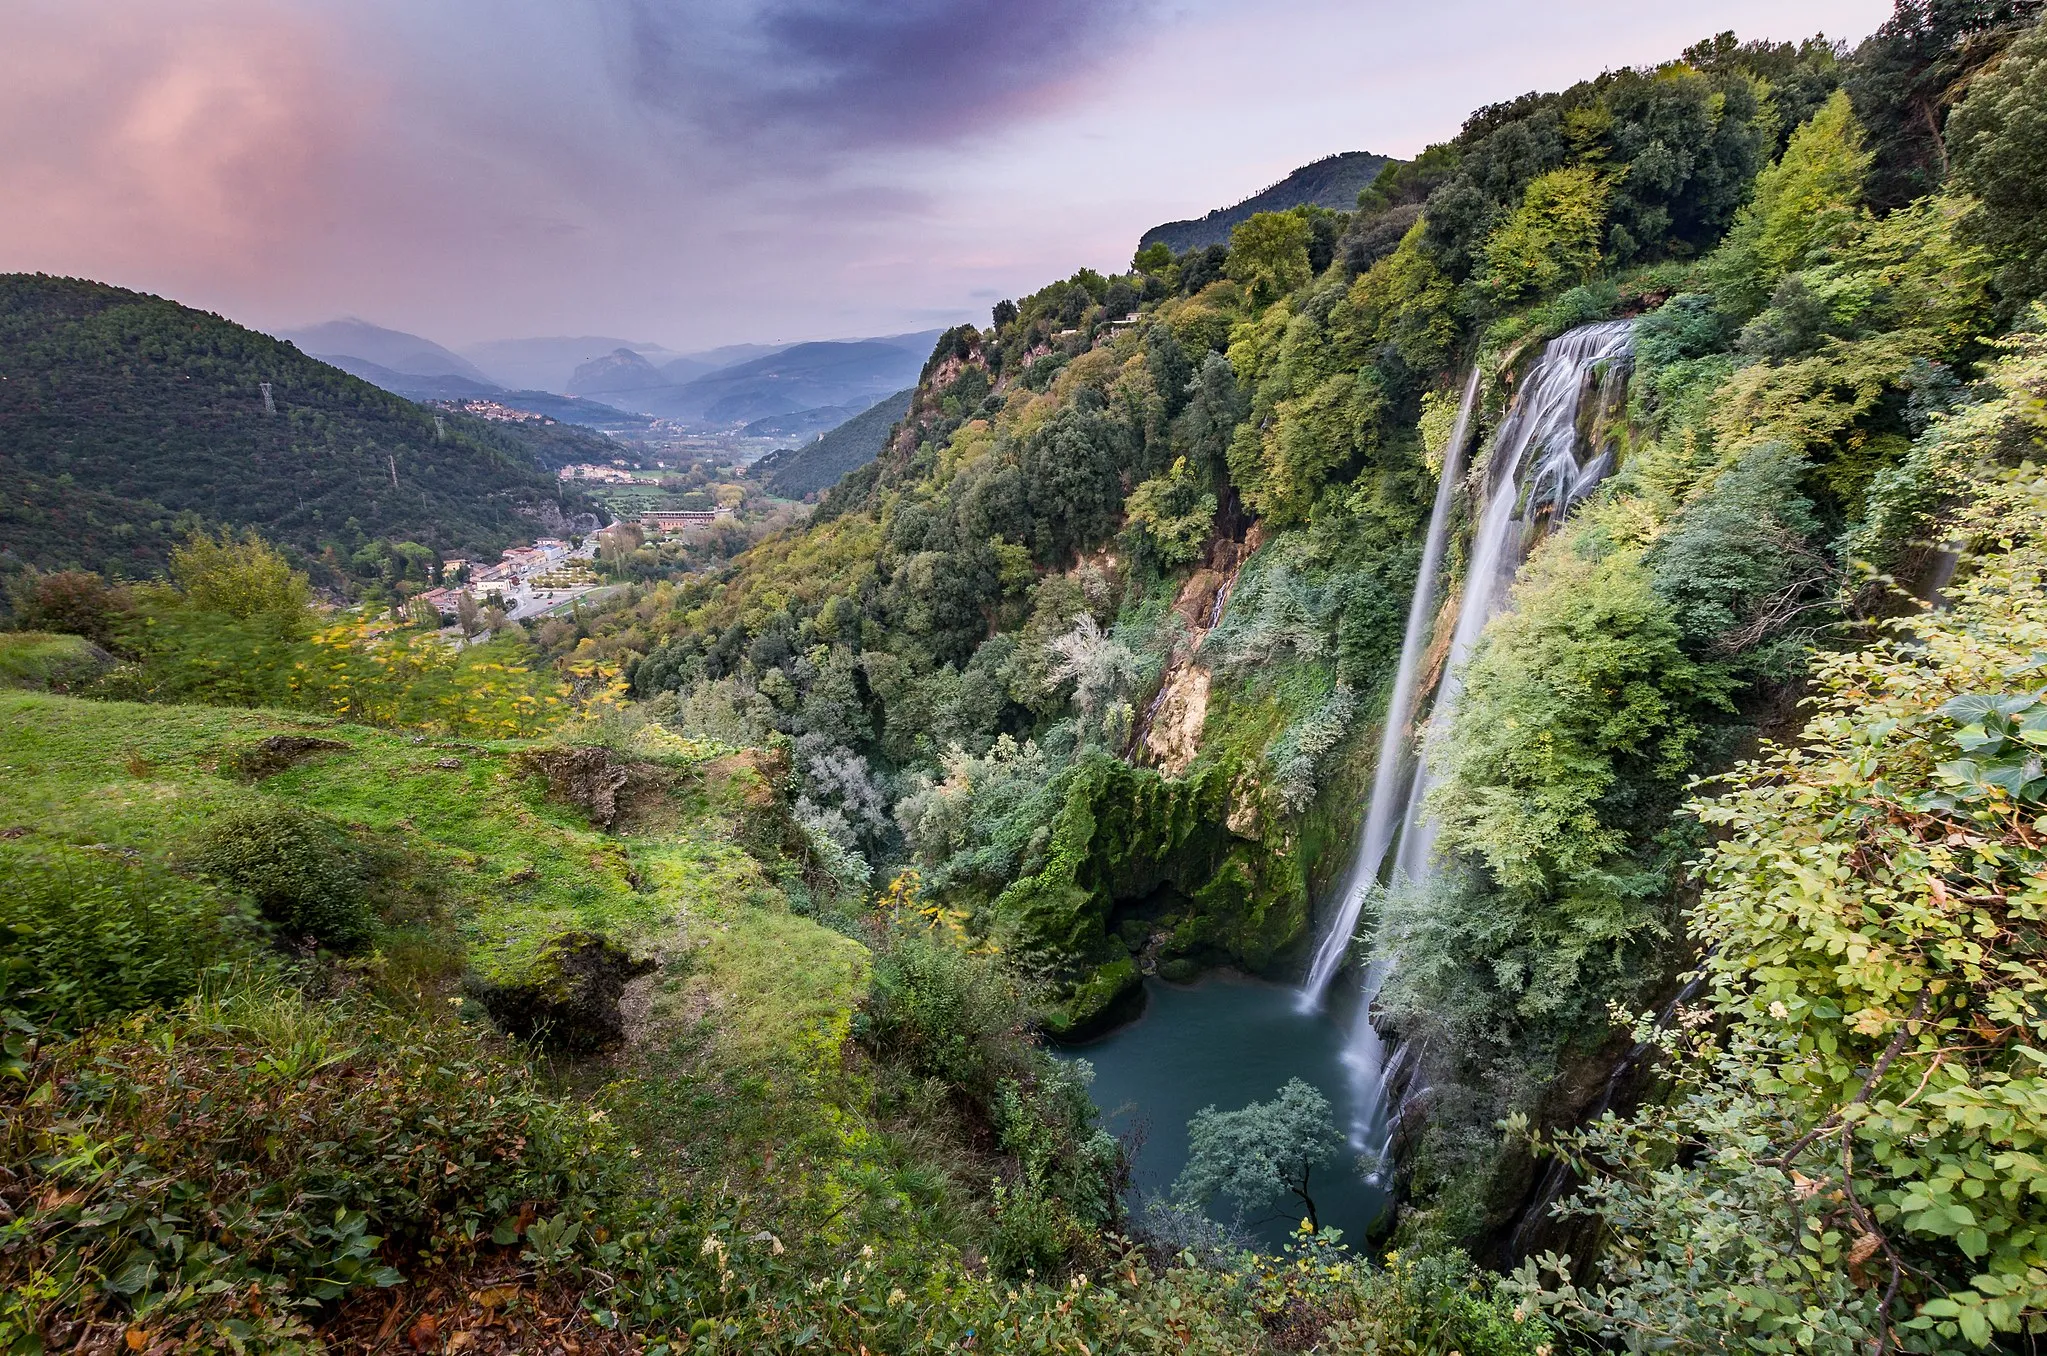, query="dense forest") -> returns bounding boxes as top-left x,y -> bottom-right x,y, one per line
0,276 -> 608,589
6,1 -> 2047,1351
